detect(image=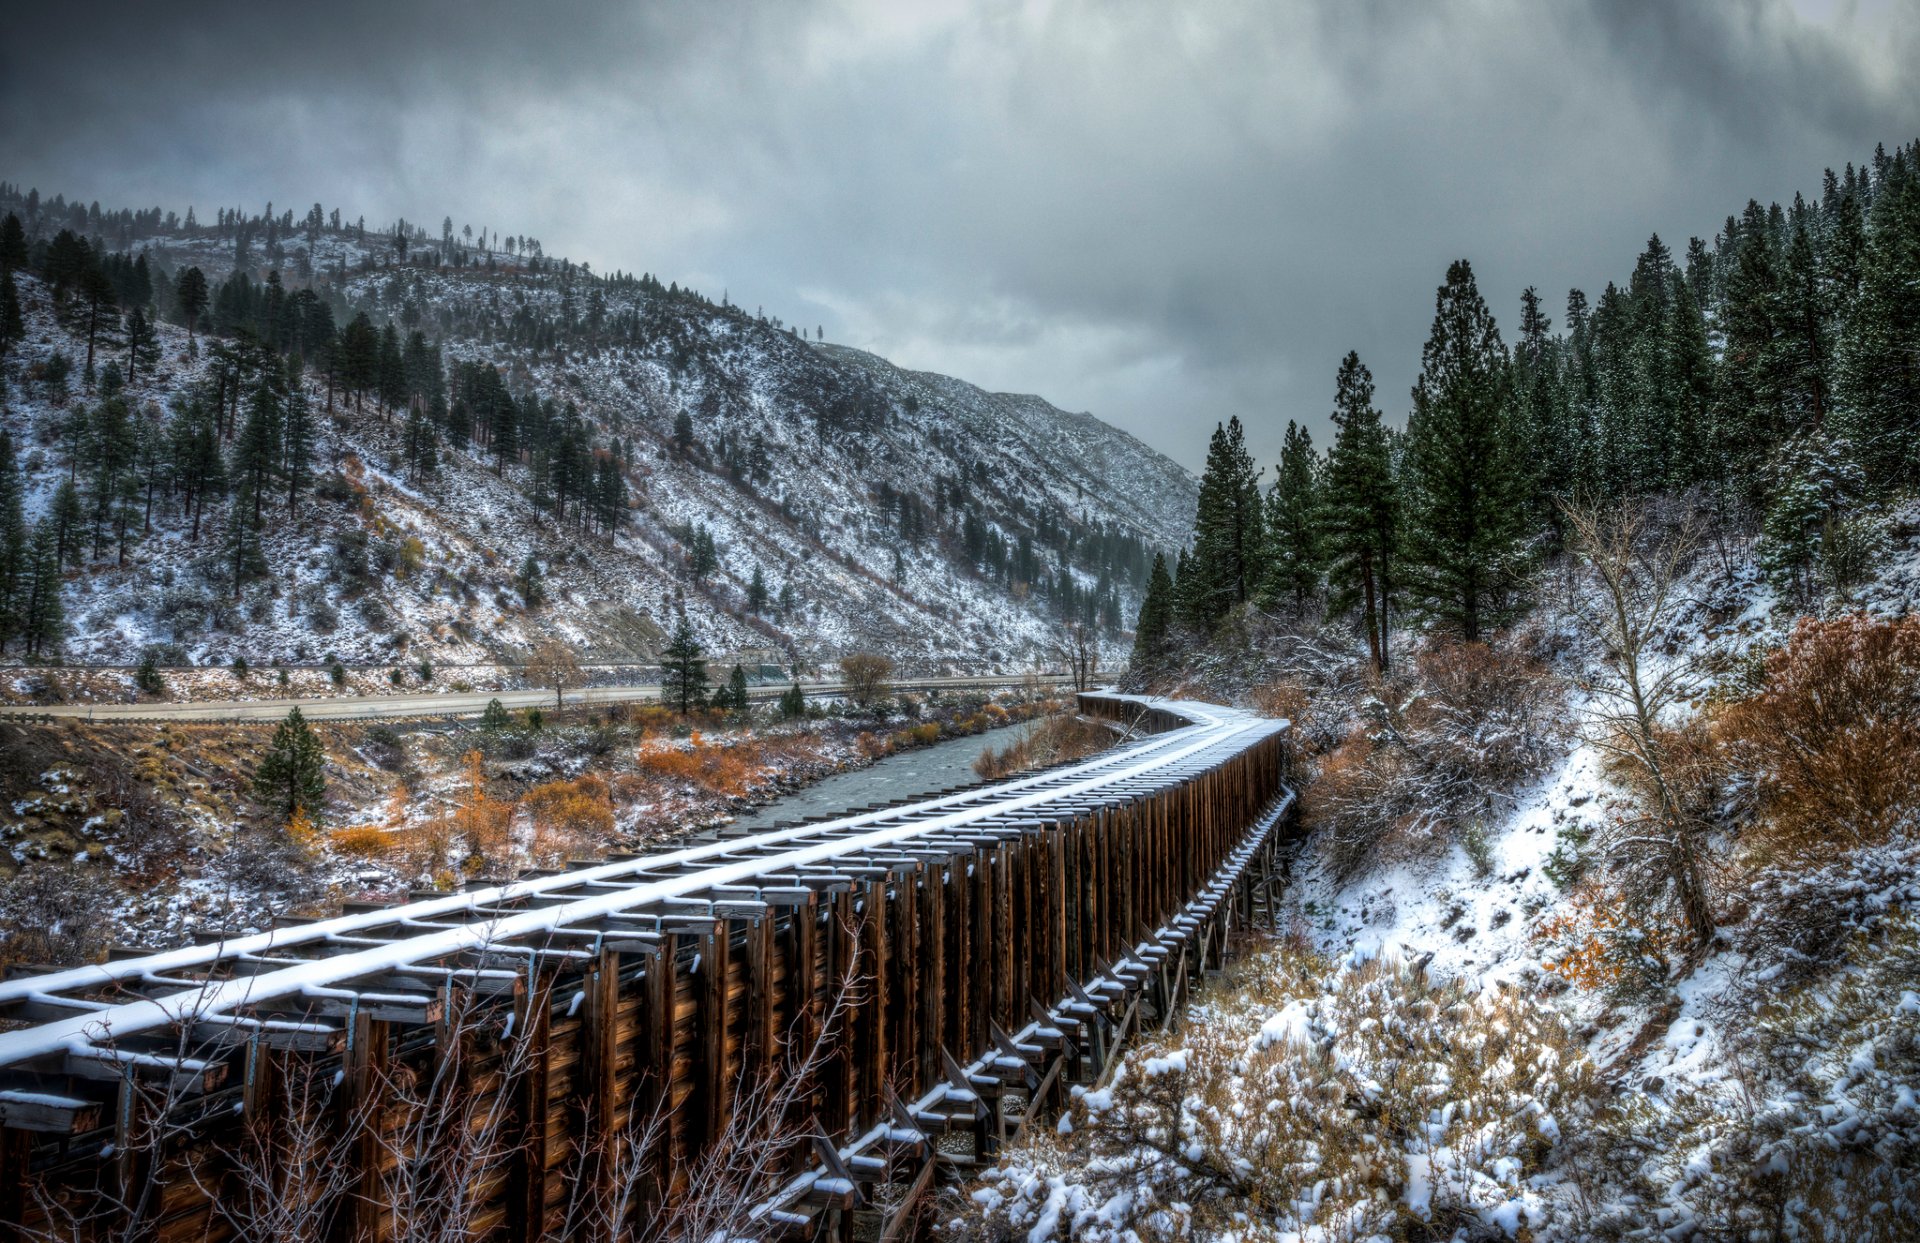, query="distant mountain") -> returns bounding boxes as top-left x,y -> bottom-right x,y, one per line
0,190 -> 1196,673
